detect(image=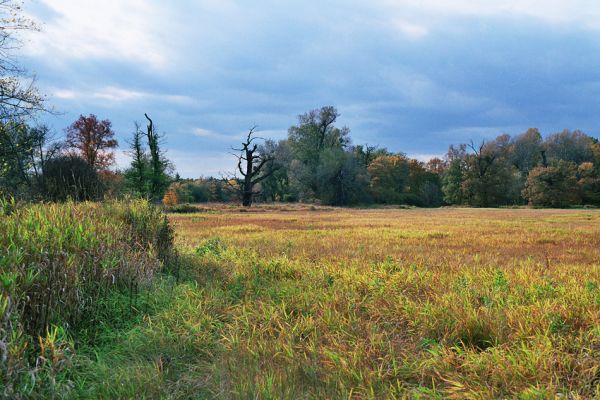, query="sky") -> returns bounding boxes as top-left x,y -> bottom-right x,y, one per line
19,0 -> 600,178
